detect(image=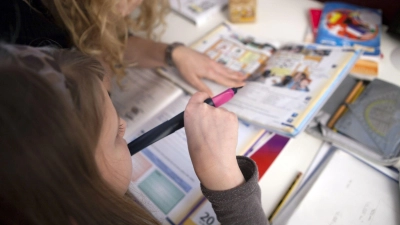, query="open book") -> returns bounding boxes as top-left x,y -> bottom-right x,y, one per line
111,68 -> 271,224
158,23 -> 361,137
